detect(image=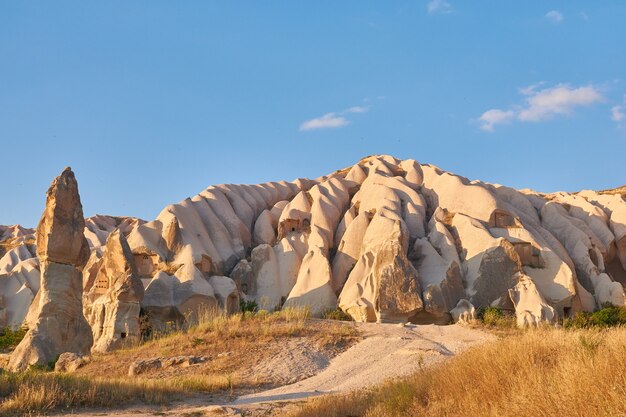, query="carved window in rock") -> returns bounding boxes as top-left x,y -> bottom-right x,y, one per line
94,275 -> 109,295
134,254 -> 155,278
513,241 -> 543,268
490,210 -> 518,228
279,218 -> 307,239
